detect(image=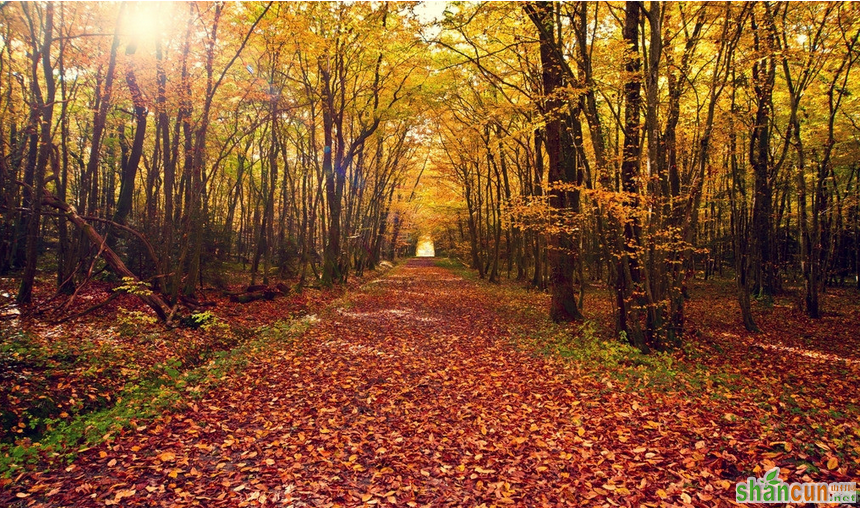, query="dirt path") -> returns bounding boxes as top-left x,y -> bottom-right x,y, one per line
6,259 -> 843,507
